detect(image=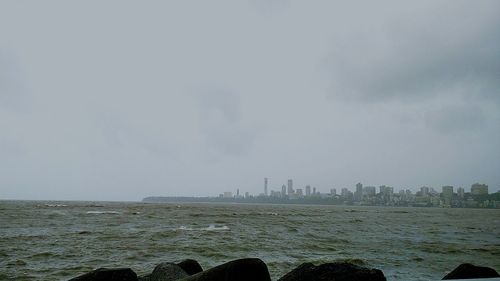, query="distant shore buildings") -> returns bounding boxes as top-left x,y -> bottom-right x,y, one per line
216,179 -> 499,209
